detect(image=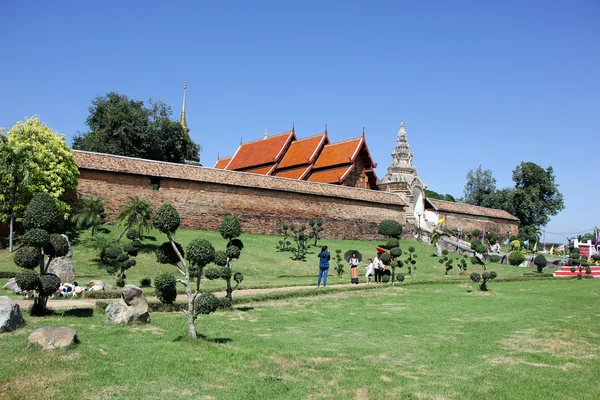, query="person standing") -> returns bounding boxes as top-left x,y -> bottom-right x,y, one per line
365,258 -> 374,284
349,252 -> 359,284
317,245 -> 331,288
373,253 -> 382,284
